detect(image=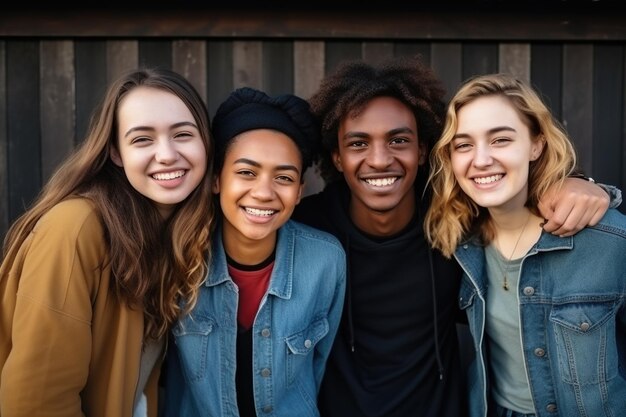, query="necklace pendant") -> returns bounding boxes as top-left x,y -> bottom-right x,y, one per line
503,276 -> 509,291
